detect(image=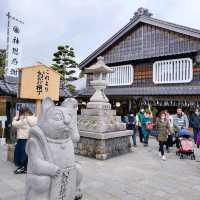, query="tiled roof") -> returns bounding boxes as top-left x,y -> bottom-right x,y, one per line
0,76 -> 17,95
78,86 -> 200,96
79,12 -> 200,69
